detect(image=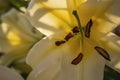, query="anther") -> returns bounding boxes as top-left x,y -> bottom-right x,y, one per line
55,40 -> 66,46
72,26 -> 79,33
85,19 -> 93,38
95,46 -> 111,61
64,32 -> 74,41
71,53 -> 84,65
113,25 -> 120,36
